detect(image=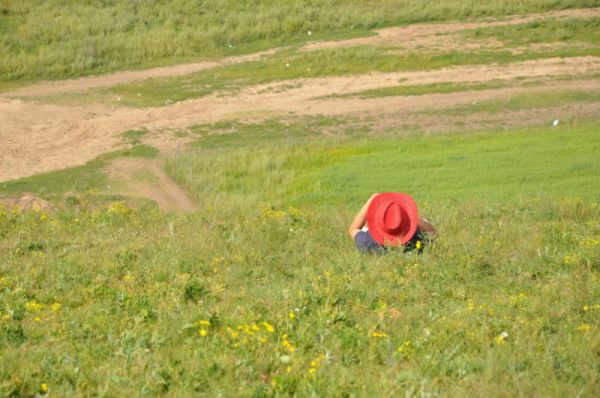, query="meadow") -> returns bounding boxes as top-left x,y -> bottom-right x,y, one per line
1,0 -> 599,86
1,119 -> 599,396
1,1 -> 600,396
